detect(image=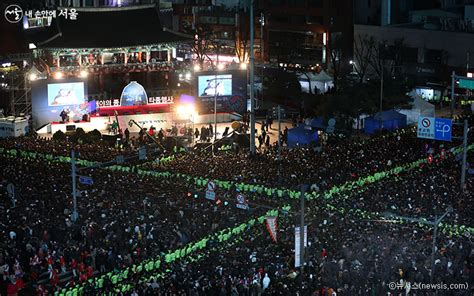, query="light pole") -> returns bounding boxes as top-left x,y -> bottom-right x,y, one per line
214,73 -> 217,153
277,105 -> 282,184
450,71 -> 455,118
71,150 -> 79,222
380,59 -> 384,115
210,76 -> 231,155
383,206 -> 453,282
299,184 -> 307,276
460,119 -> 469,190
249,0 -> 256,154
